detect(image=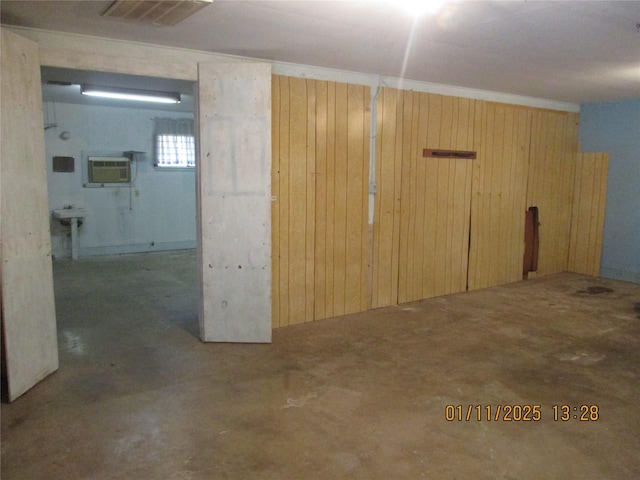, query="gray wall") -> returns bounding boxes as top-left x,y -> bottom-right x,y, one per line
579,99 -> 640,283
45,102 -> 196,258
